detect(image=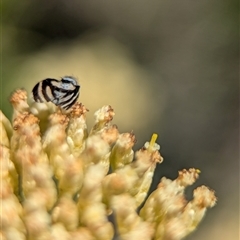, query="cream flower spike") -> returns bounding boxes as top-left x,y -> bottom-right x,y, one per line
0,88 -> 216,240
